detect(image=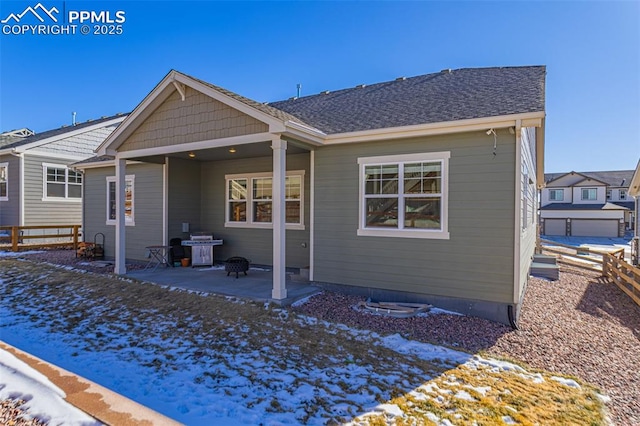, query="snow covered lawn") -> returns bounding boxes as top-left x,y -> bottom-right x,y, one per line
0,258 -> 606,425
